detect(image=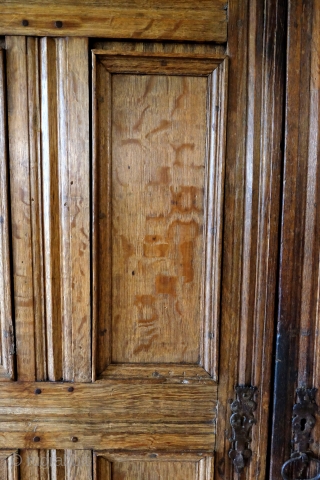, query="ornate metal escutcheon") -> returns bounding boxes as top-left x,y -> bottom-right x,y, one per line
281,388 -> 320,480
228,385 -> 258,473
